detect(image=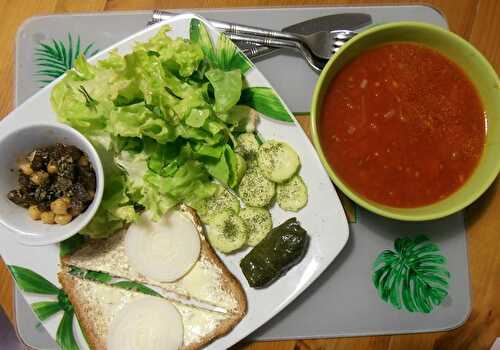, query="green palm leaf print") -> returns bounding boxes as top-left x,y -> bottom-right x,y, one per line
35,33 -> 99,86
372,235 -> 450,313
